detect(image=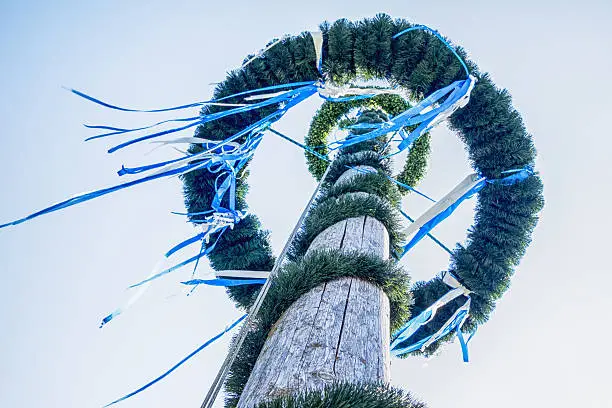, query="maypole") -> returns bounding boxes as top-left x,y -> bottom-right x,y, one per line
0,14 -> 544,408
237,110 -> 398,407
